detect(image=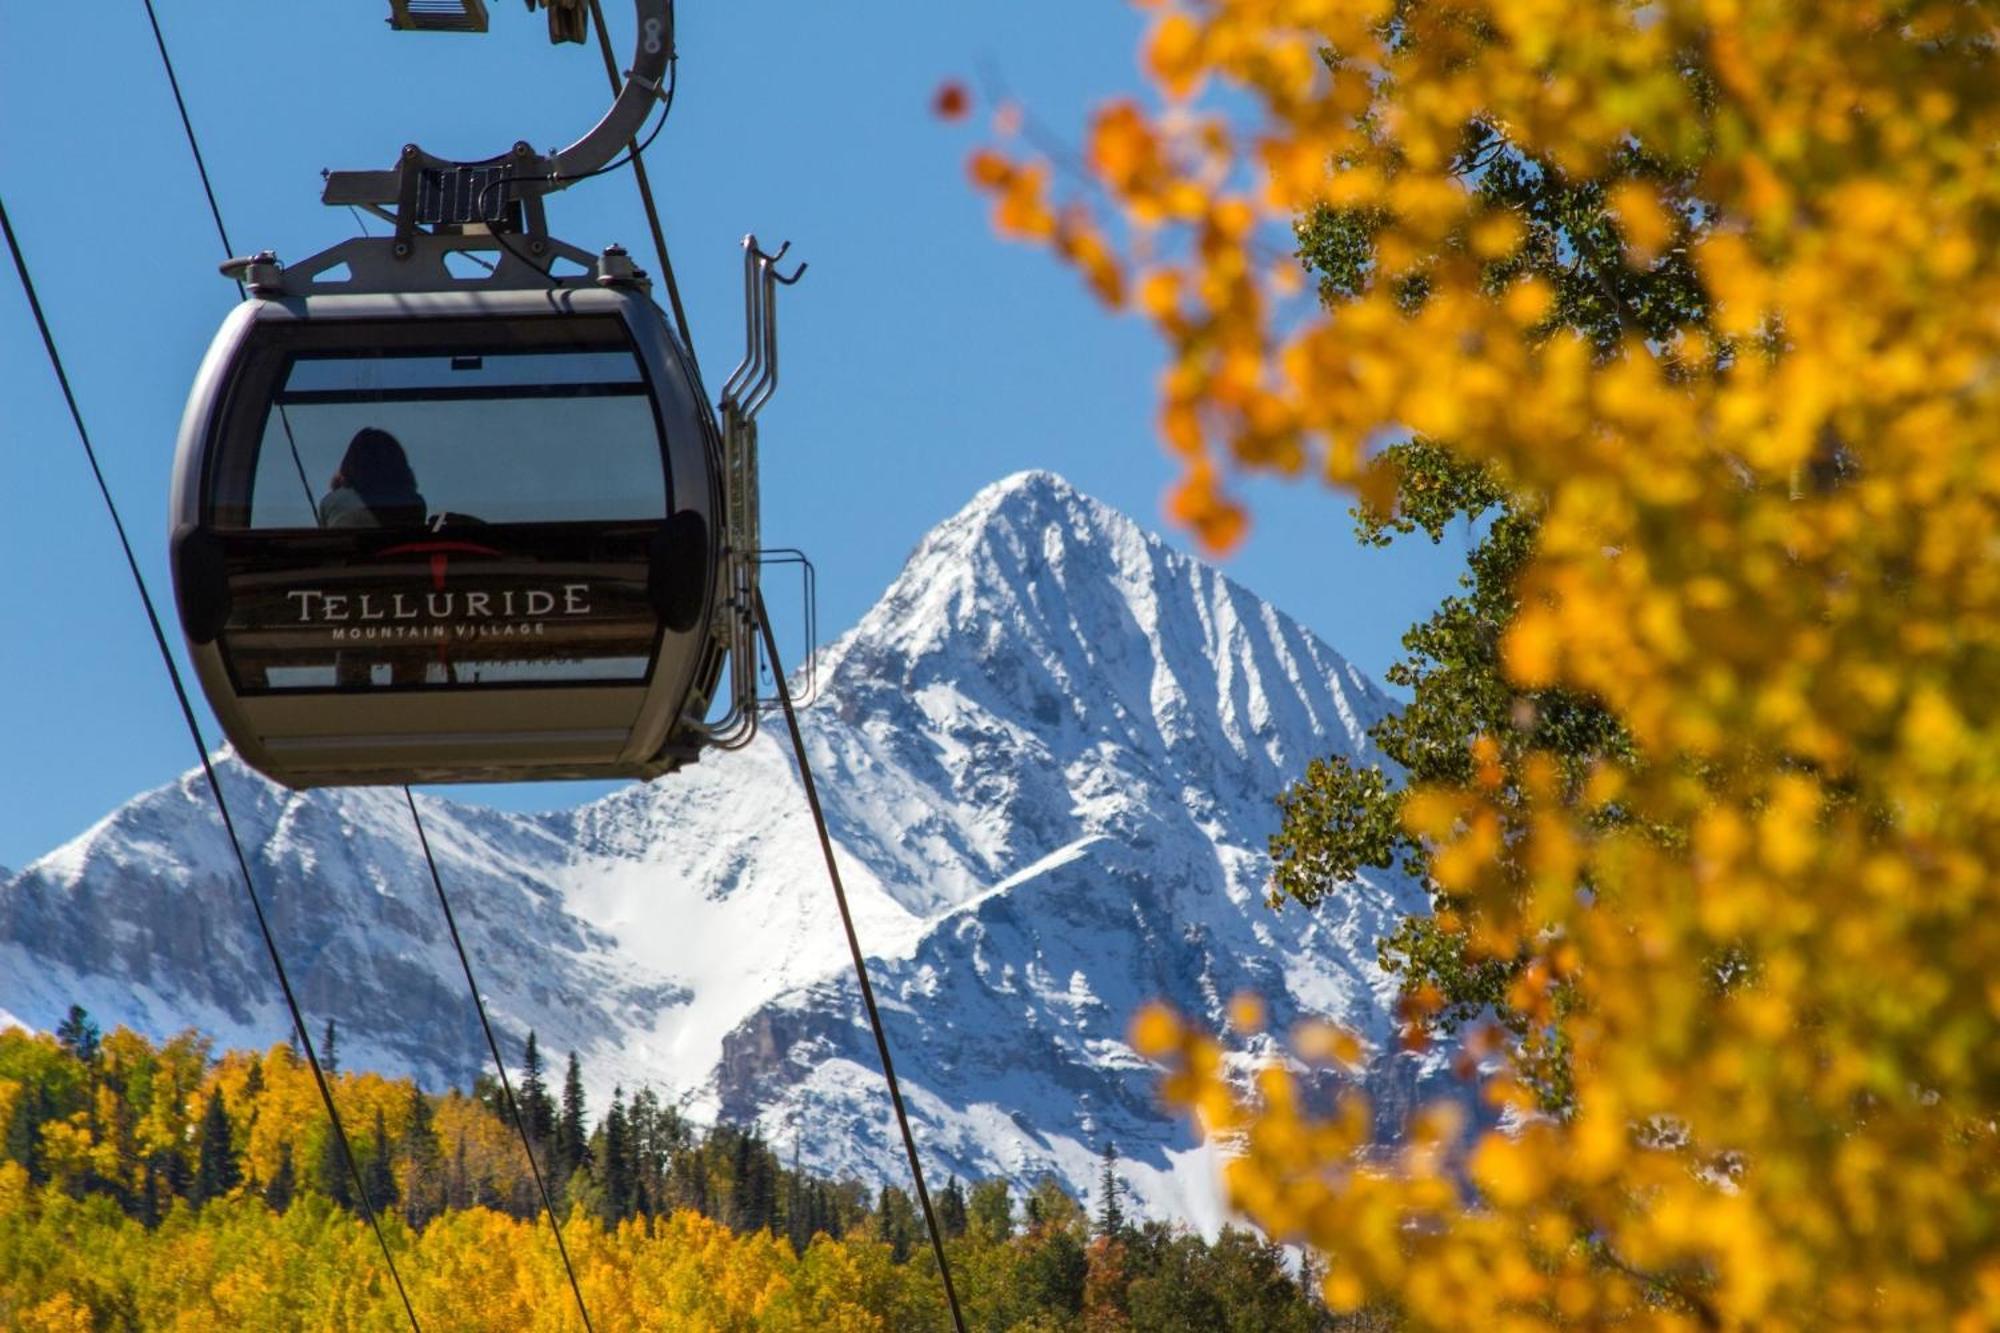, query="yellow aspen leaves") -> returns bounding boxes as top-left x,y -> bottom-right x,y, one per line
966,1 -> 2000,1328
1146,13 -> 1205,100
